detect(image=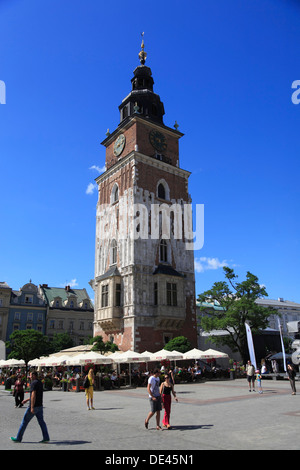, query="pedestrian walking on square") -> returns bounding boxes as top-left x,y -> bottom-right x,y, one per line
287,362 -> 297,395
144,369 -> 162,430
10,371 -> 50,443
246,360 -> 256,392
85,368 -> 95,410
160,373 -> 178,429
14,374 -> 25,408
